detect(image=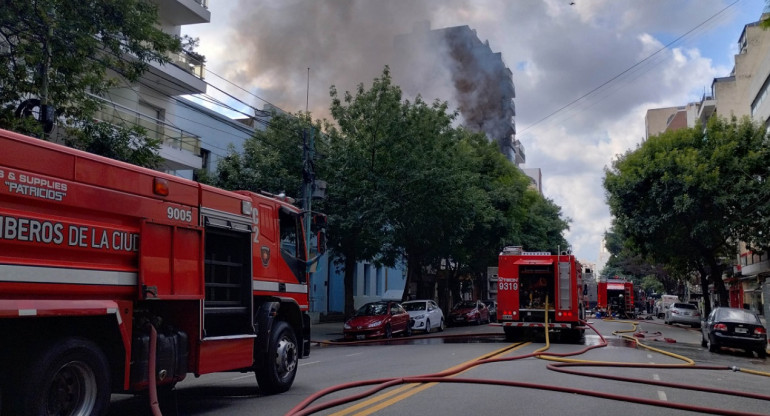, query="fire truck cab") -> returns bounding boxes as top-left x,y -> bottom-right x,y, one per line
497,246 -> 585,342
